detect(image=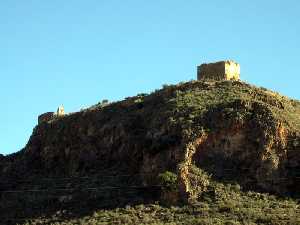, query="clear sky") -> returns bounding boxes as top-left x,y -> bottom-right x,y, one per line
1,0 -> 299,155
